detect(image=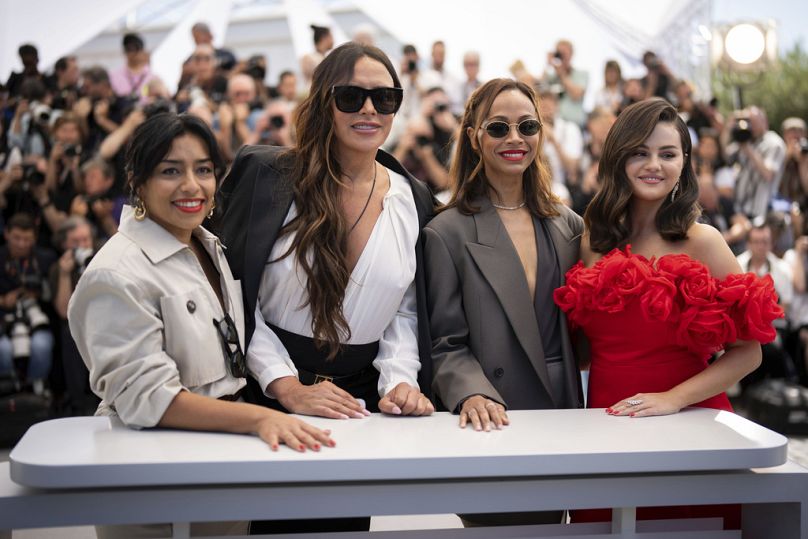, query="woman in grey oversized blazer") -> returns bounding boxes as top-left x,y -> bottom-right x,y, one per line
424,79 -> 584,433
